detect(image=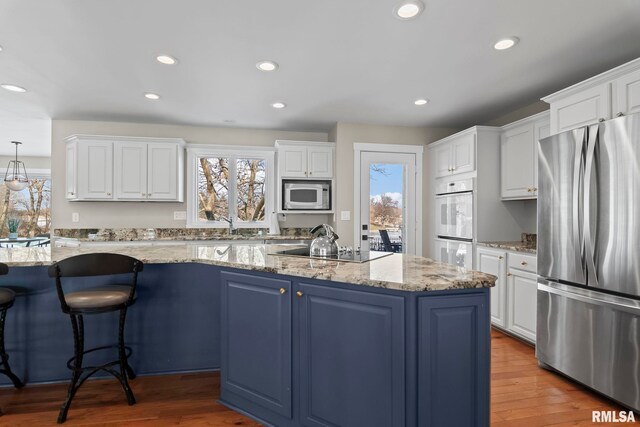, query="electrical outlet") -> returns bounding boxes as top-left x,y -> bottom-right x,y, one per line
341,211 -> 351,221
173,211 -> 187,220
72,212 -> 80,223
